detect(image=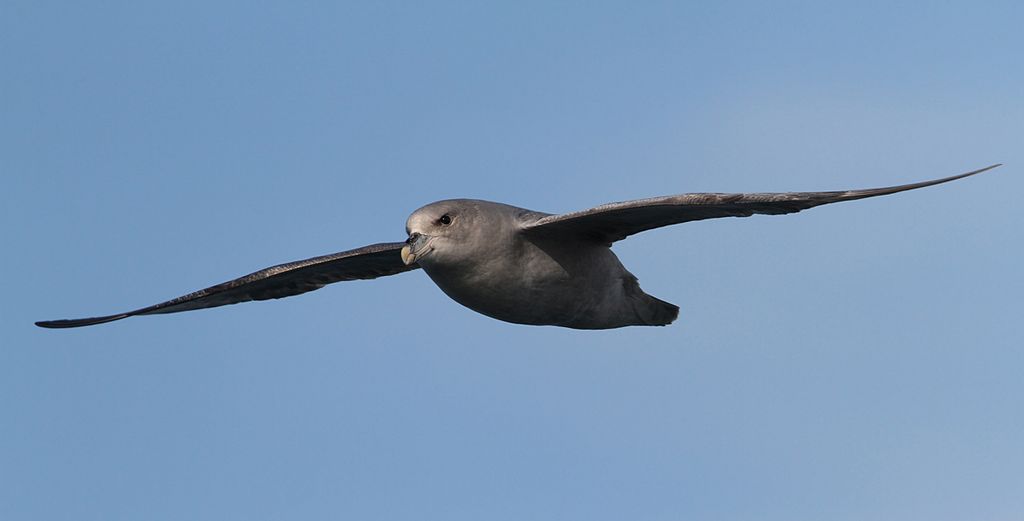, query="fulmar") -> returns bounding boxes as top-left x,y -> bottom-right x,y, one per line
37,165 -> 999,330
